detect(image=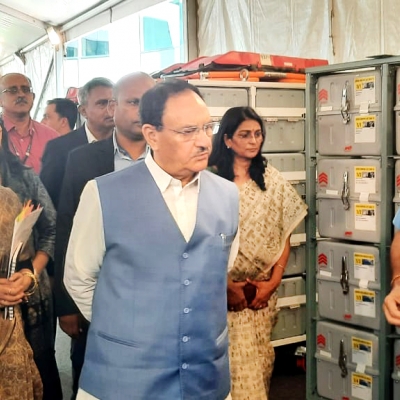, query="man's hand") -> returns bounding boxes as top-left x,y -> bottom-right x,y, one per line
383,284 -> 400,326
59,314 -> 83,339
246,279 -> 277,310
227,280 -> 247,312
